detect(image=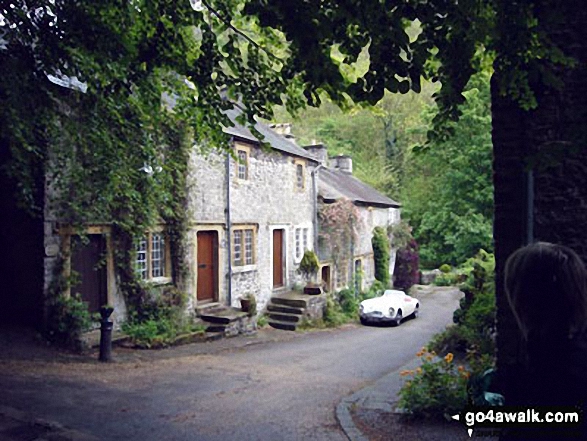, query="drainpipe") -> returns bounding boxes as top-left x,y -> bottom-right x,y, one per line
526,168 -> 534,245
226,139 -> 234,307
